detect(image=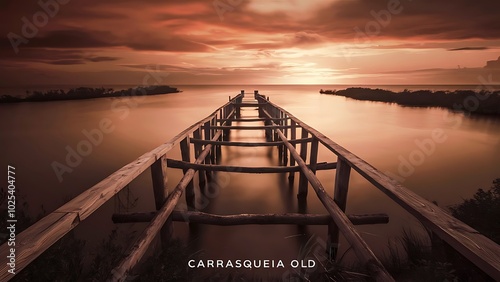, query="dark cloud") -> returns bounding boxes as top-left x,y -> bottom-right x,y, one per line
124,34 -> 210,52
448,47 -> 489,51
28,30 -> 118,49
85,56 -> 120,62
0,47 -> 121,65
48,59 -> 85,65
310,0 -> 500,41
